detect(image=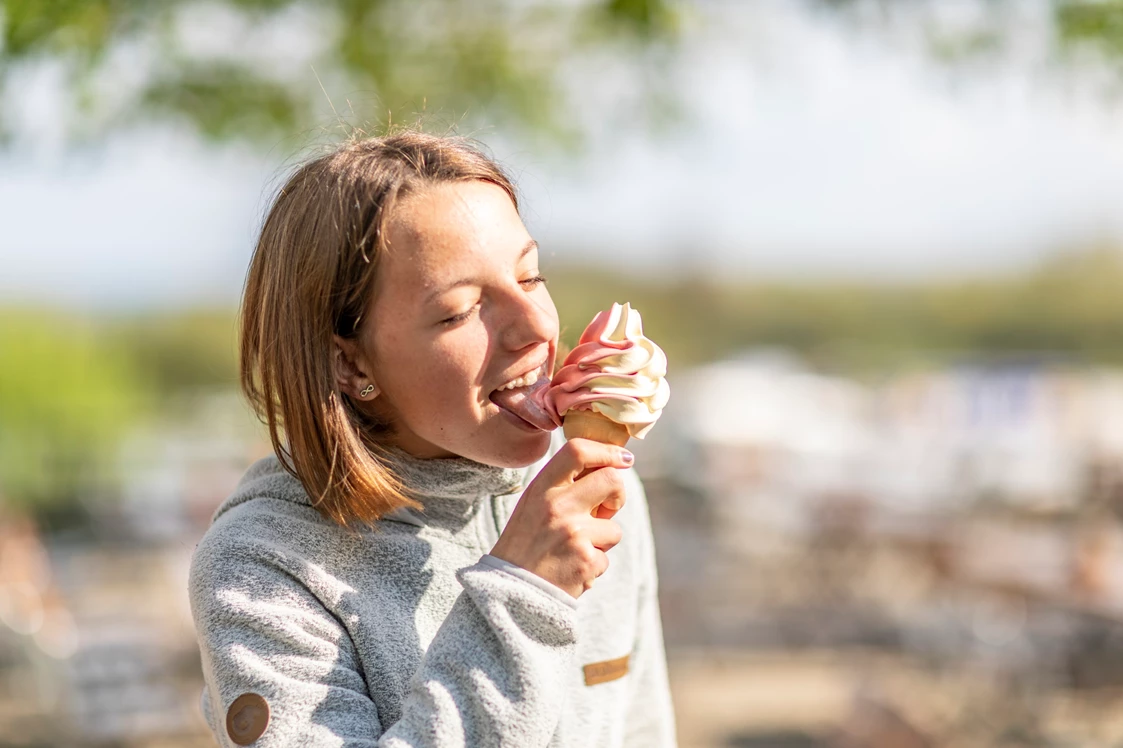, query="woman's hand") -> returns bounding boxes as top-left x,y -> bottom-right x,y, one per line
490,439 -> 632,598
